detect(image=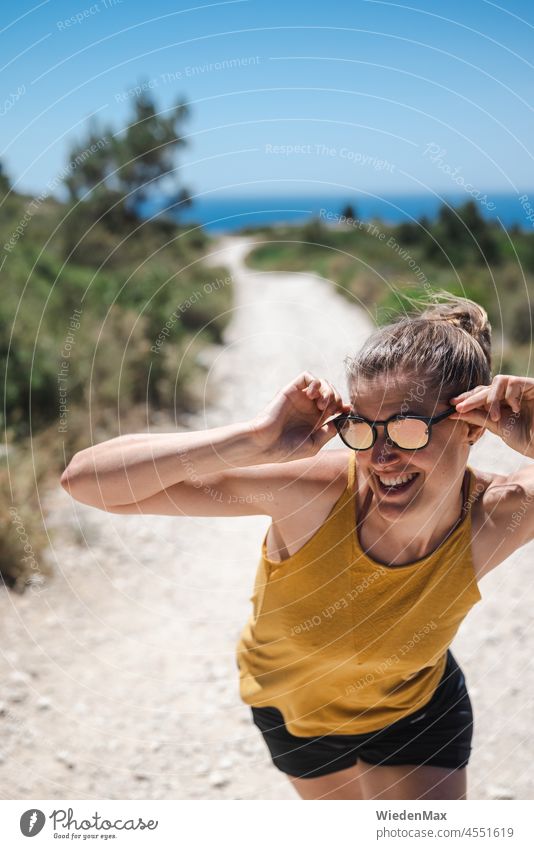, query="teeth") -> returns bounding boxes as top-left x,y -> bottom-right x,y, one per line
378,472 -> 418,487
